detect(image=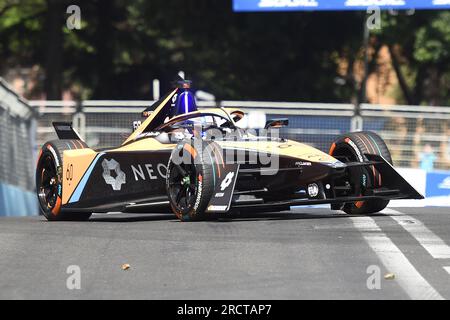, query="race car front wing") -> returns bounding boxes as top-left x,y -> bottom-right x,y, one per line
228,153 -> 424,211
